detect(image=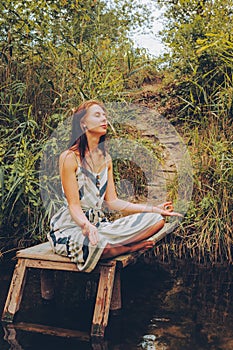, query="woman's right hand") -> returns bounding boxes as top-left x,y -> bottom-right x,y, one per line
82,222 -> 99,246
